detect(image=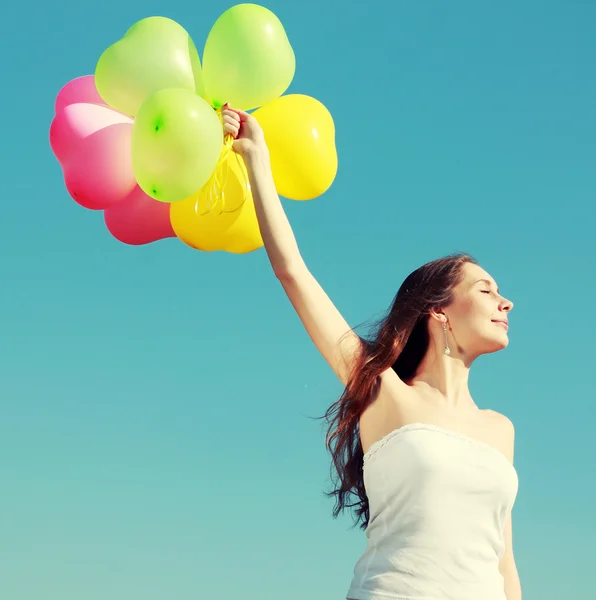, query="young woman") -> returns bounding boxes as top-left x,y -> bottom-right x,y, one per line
222,107 -> 522,600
